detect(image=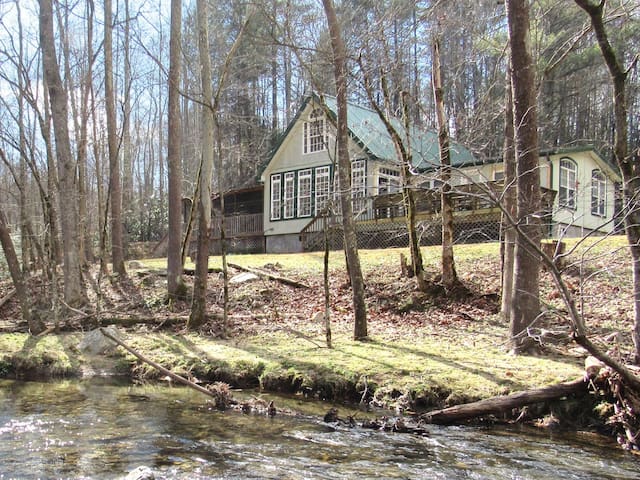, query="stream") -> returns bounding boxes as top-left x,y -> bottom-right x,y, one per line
0,378 -> 638,479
